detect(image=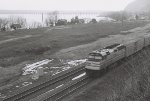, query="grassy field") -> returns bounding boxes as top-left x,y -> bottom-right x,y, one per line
0,20 -> 149,88
0,21 -> 149,67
